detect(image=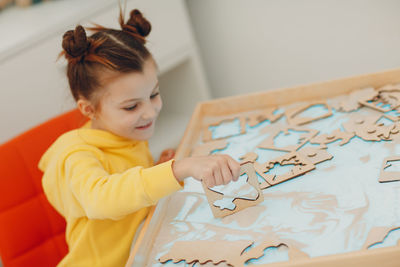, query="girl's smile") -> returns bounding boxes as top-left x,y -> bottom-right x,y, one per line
136,121 -> 153,130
